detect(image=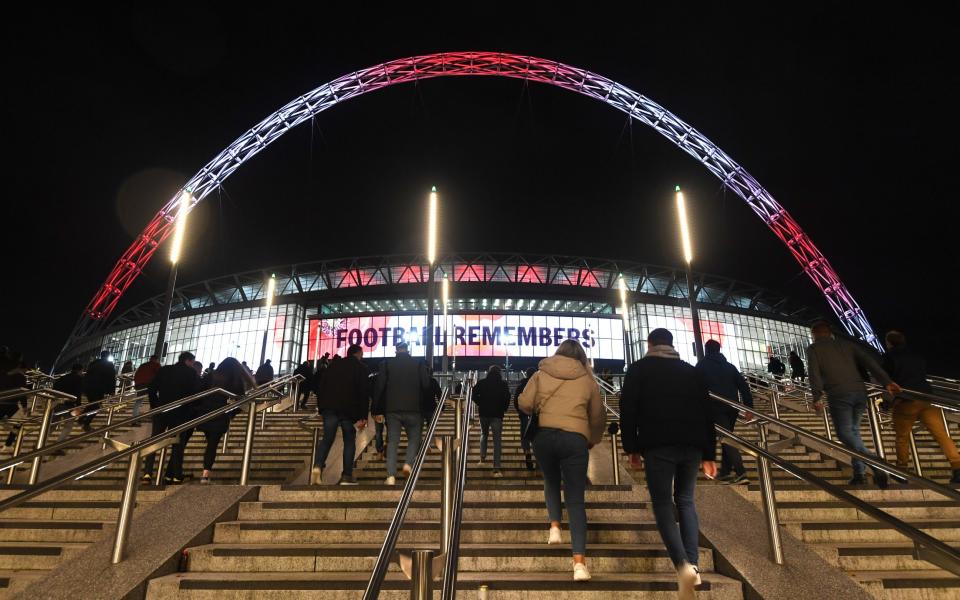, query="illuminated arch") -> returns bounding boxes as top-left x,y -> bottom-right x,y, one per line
73,51 -> 880,349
